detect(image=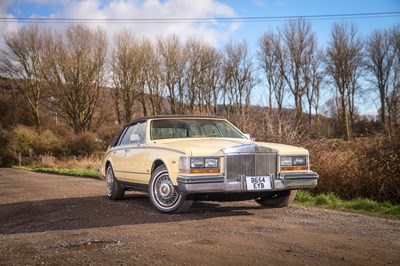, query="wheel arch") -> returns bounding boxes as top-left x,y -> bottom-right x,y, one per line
105,160 -> 112,170
151,159 -> 166,173
151,158 -> 180,185
105,160 -> 115,173
104,160 -> 114,179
